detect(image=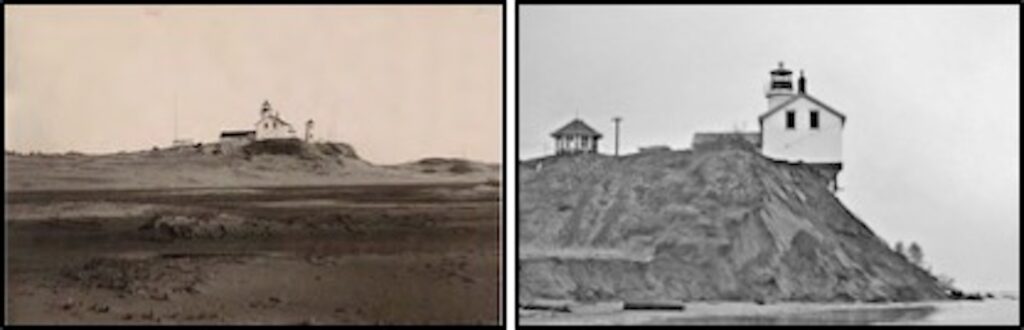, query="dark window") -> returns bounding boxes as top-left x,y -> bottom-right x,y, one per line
810,111 -> 820,129
785,111 -> 796,129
